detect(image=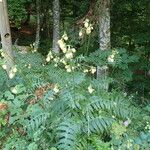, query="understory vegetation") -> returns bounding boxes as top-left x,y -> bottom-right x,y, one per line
0,0 -> 150,150
0,45 -> 150,150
